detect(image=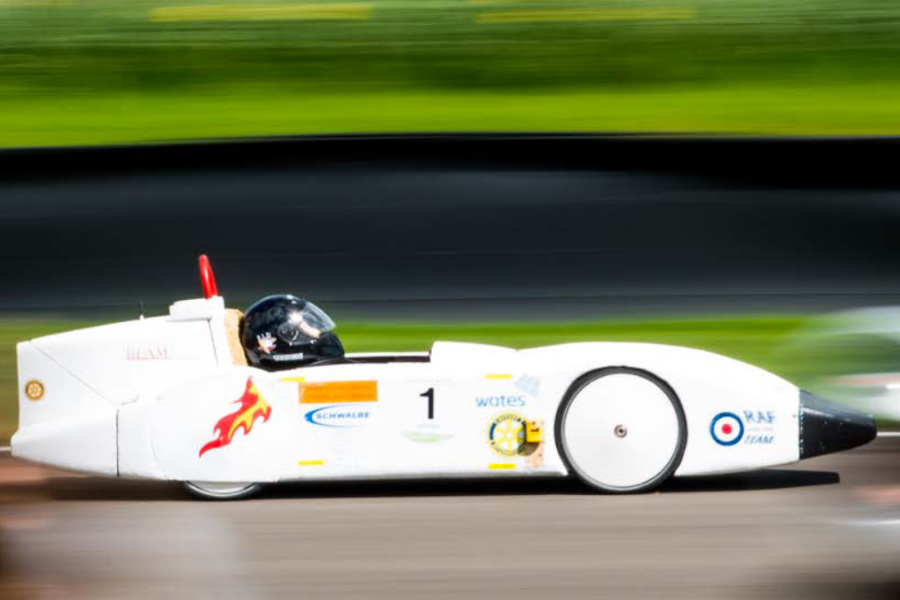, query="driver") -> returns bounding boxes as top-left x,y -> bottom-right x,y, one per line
242,295 -> 344,369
